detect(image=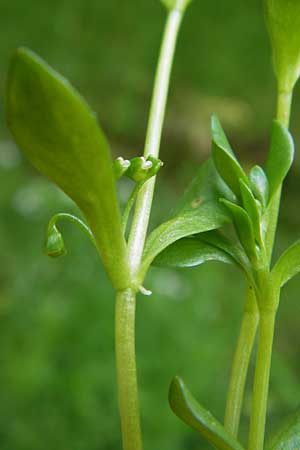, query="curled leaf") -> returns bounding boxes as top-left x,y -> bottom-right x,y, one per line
45,225 -> 66,258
